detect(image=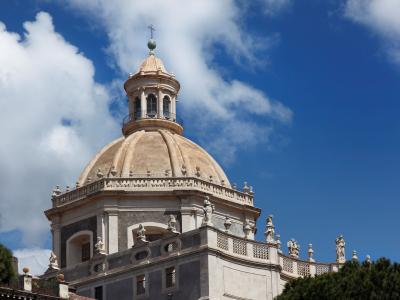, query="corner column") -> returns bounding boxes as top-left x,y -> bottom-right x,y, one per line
158,88 -> 163,118
51,222 -> 61,260
172,95 -> 176,117
140,89 -> 146,117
